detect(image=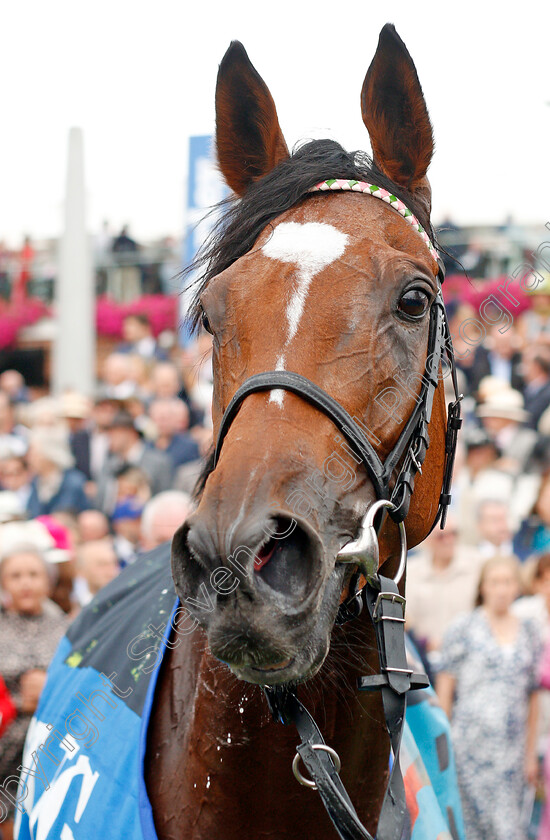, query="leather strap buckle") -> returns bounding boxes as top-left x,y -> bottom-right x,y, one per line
373,591 -> 406,623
